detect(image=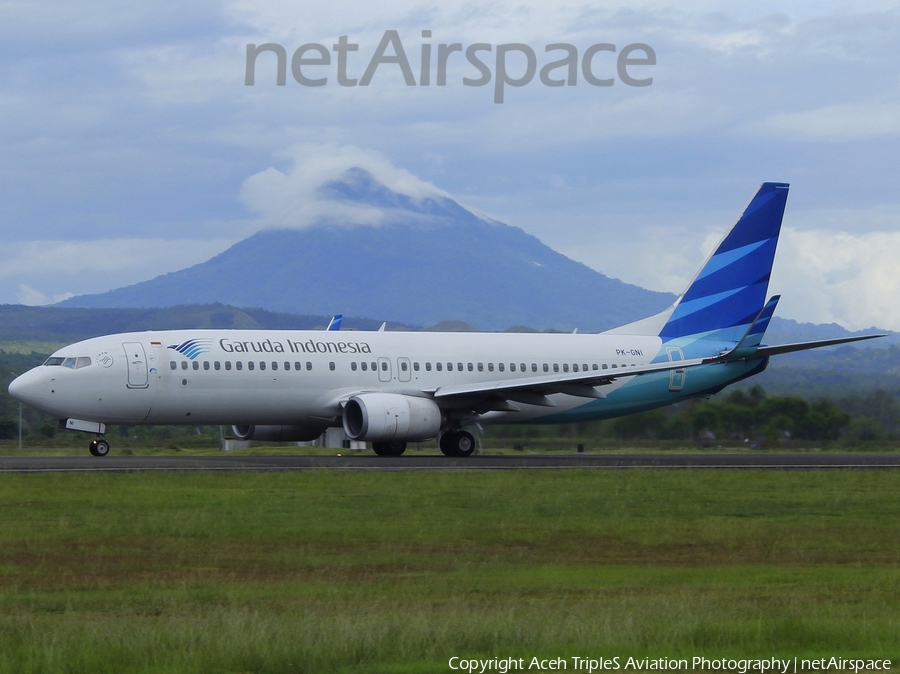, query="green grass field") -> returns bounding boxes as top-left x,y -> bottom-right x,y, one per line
0,469 -> 897,673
